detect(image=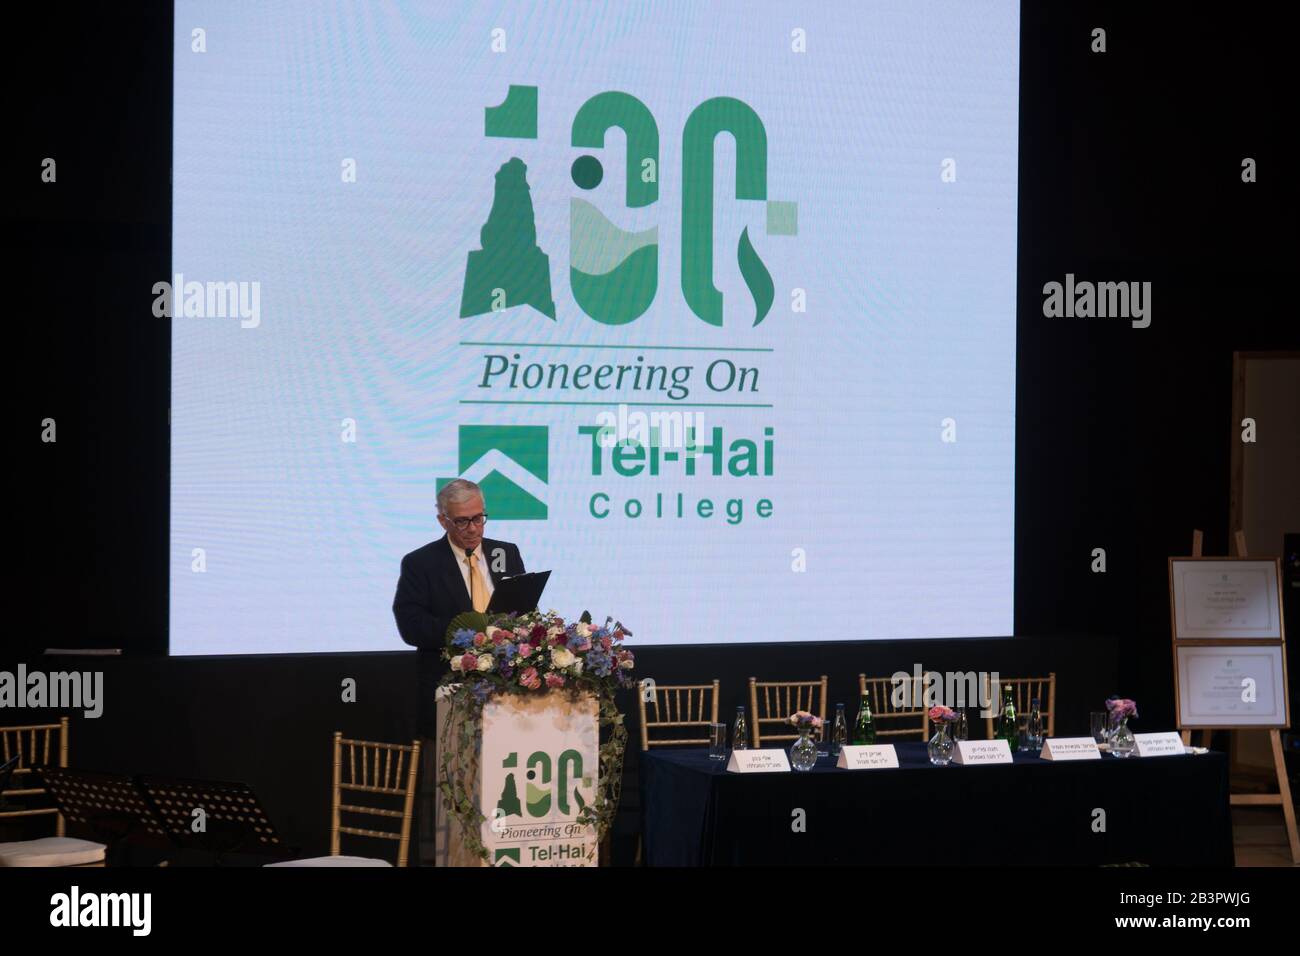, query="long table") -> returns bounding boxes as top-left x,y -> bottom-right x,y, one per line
640,742 -> 1233,866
